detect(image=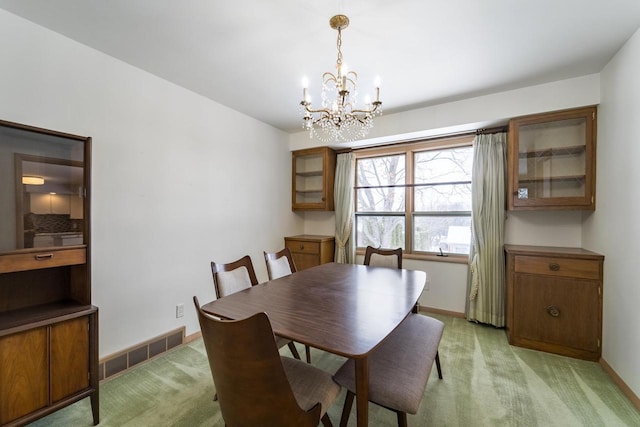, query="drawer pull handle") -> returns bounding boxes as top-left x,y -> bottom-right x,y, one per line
549,263 -> 560,271
546,305 -> 560,317
35,253 -> 54,261
299,244 -> 304,250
